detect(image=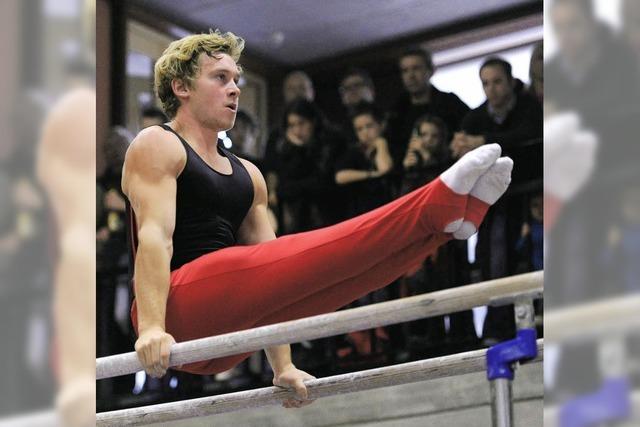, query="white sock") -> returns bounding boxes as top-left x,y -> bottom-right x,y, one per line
453,157 -> 513,240
470,157 -> 513,204
440,144 -> 502,195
